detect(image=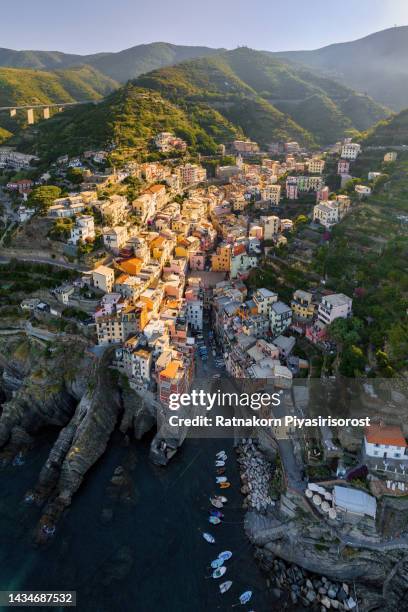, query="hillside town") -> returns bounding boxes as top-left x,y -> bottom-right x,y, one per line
0,134 -> 398,405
